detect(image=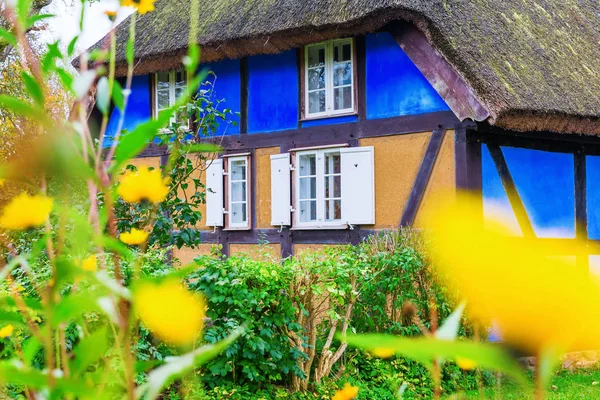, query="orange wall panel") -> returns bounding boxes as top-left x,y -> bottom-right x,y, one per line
229,243 -> 281,260
172,244 -> 215,265
359,132 -> 431,229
